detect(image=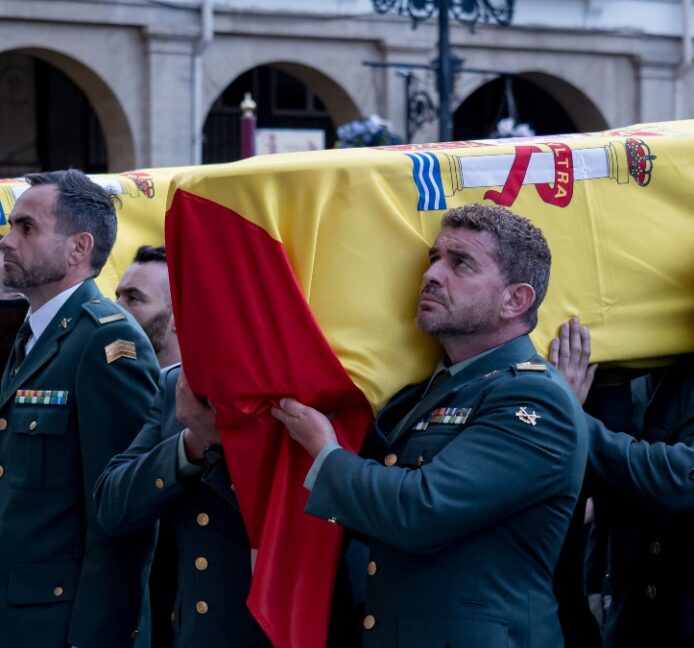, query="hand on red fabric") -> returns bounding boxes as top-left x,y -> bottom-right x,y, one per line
271,398 -> 338,458
548,317 -> 598,405
176,366 -> 220,463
